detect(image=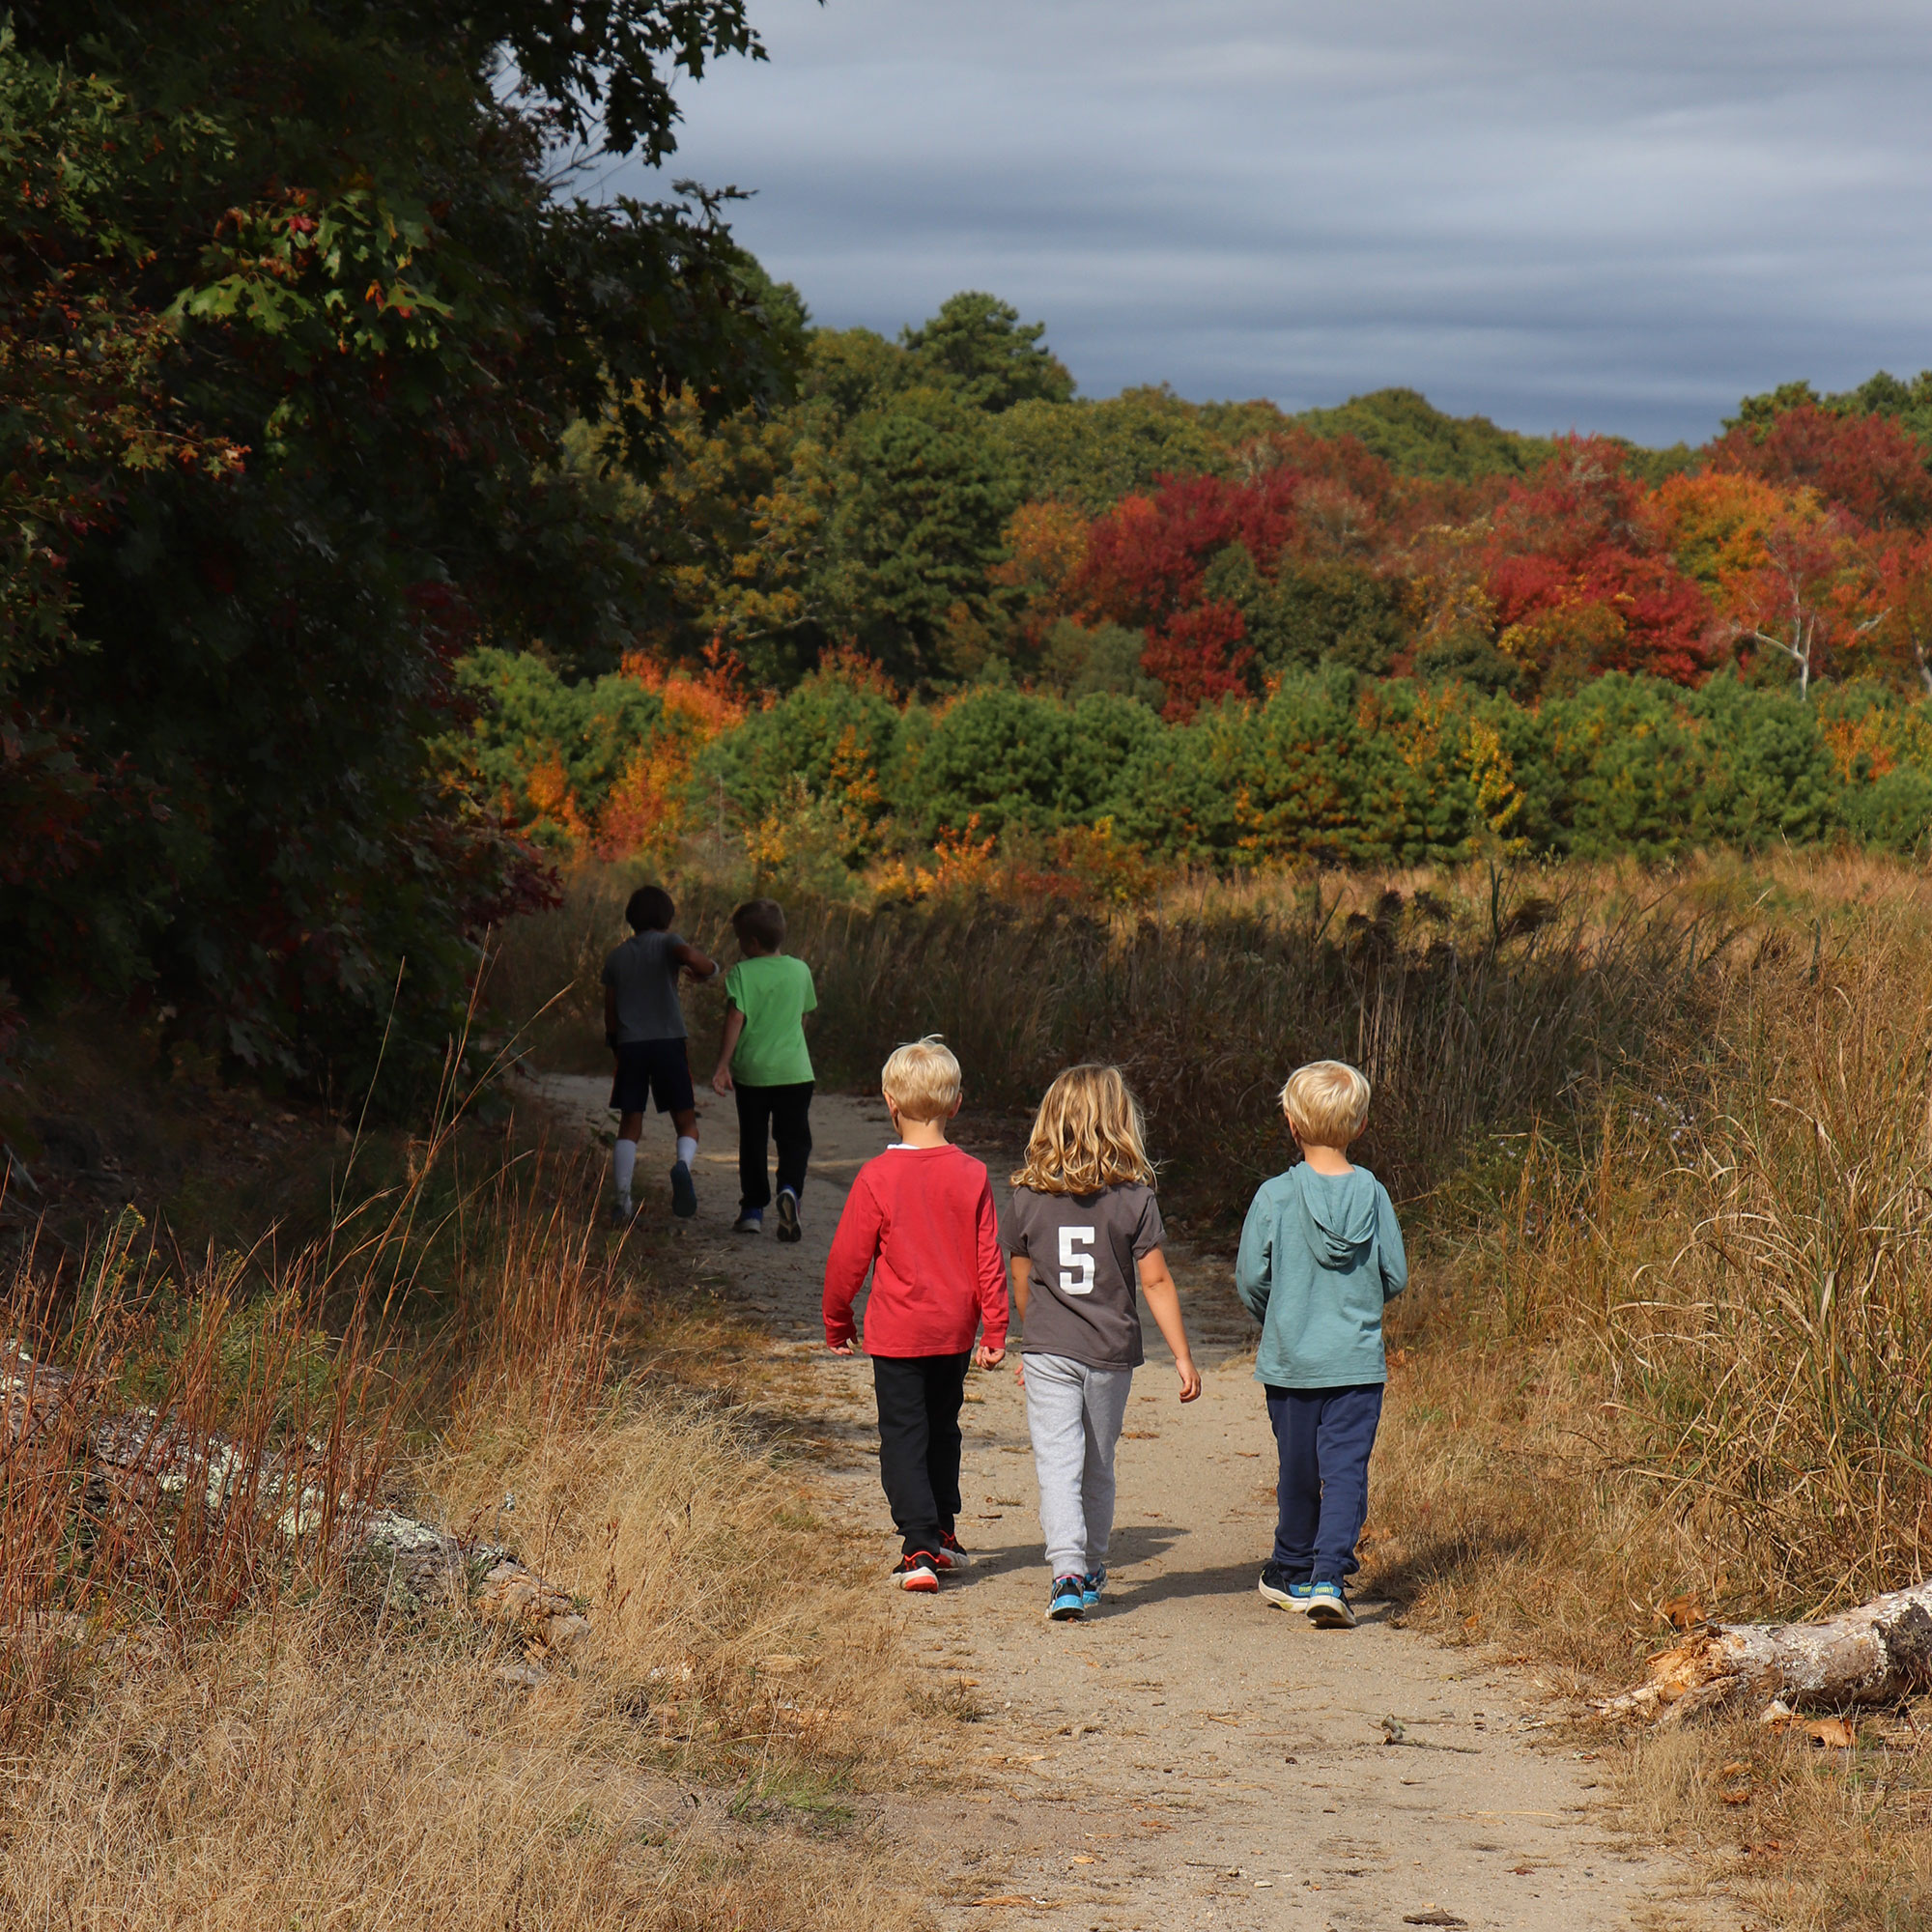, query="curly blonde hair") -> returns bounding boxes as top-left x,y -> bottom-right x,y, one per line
1010,1064 -> 1155,1196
